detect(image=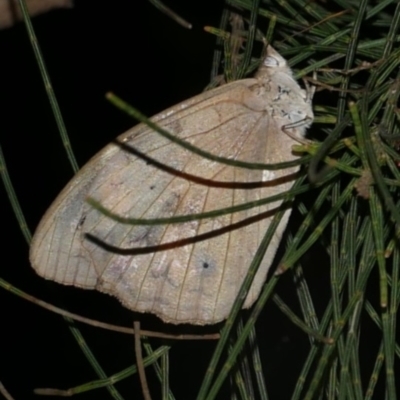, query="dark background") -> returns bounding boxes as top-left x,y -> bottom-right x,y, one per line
0,1 -> 378,399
